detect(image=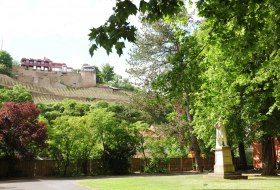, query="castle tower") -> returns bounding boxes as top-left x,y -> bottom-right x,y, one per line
80,64 -> 96,87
